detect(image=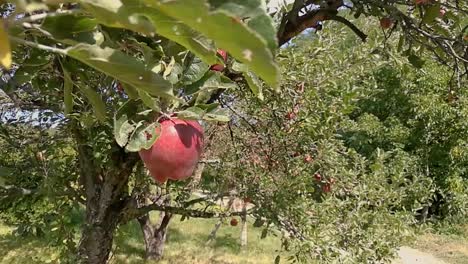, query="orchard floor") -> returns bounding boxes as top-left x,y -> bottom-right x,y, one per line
0,217 -> 466,264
